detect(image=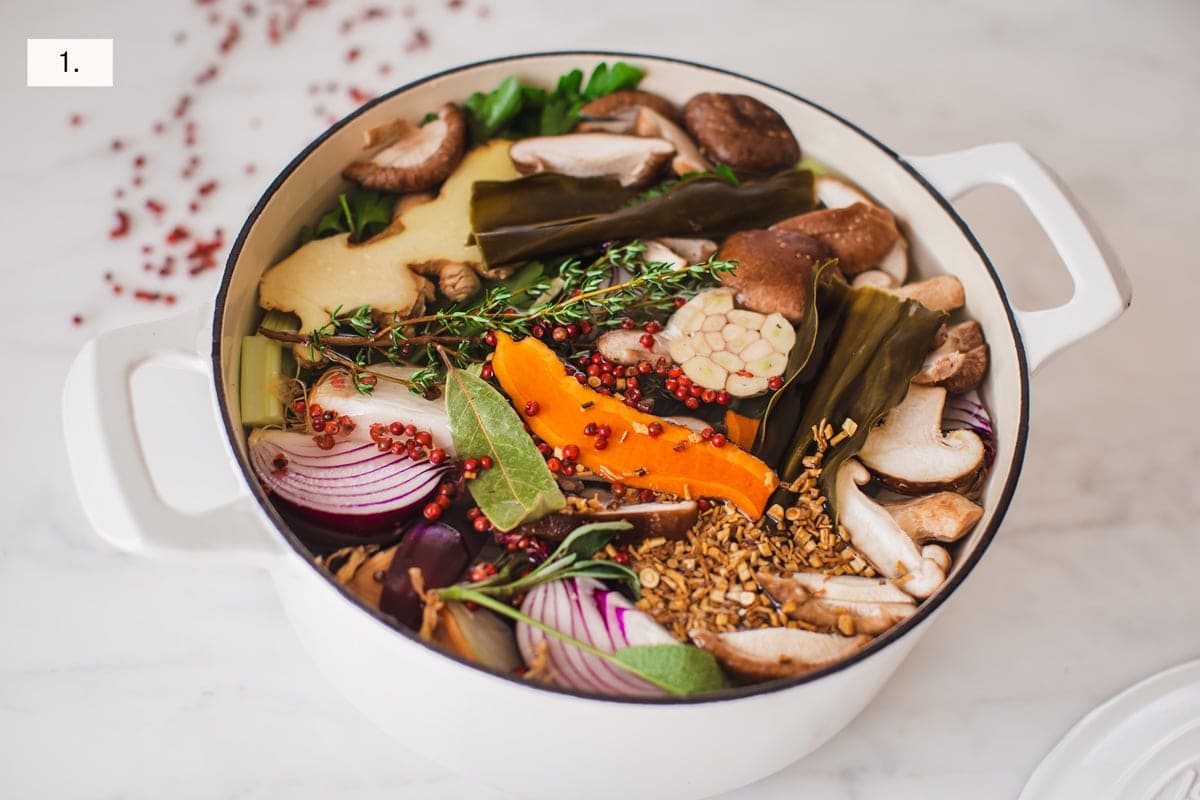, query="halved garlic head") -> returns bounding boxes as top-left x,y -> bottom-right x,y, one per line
665,288 -> 795,397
